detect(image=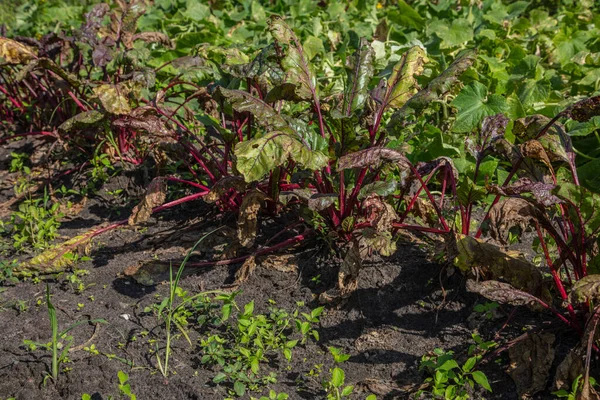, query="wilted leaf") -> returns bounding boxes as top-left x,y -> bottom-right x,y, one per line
358,180 -> 398,200
235,131 -> 328,182
570,275 -> 600,305
451,234 -> 547,300
268,16 -> 317,101
261,254 -> 298,273
362,195 -> 398,233
361,228 -> 397,257
387,46 -> 428,109
15,231 -> 95,275
487,178 -> 561,207
555,346 -> 585,391
466,279 -> 542,307
112,107 -> 173,139
0,37 -> 37,64
131,32 -> 173,48
565,95 -> 600,122
391,49 -> 476,120
237,189 -> 267,248
58,110 -> 106,133
308,193 -> 337,211
488,197 -> 549,245
338,242 -> 362,297
234,255 -> 257,284
337,147 -> 410,171
93,81 -> 142,115
128,177 -> 167,226
205,176 -> 247,203
508,333 -> 556,398
343,39 -> 374,116
513,115 -> 571,163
